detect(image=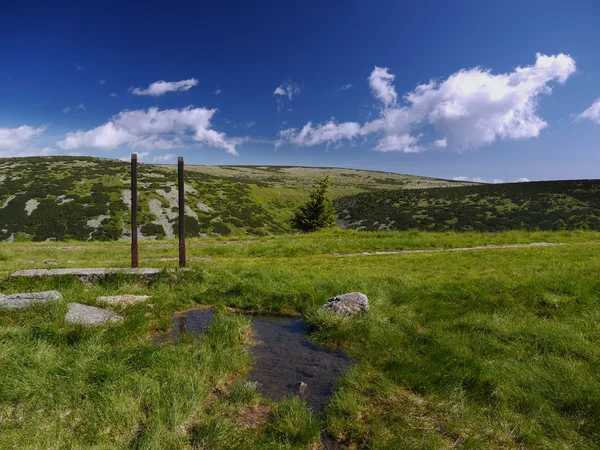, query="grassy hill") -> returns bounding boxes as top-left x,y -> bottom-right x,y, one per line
1,156 -> 599,241
0,156 -> 464,242
336,180 -> 600,232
